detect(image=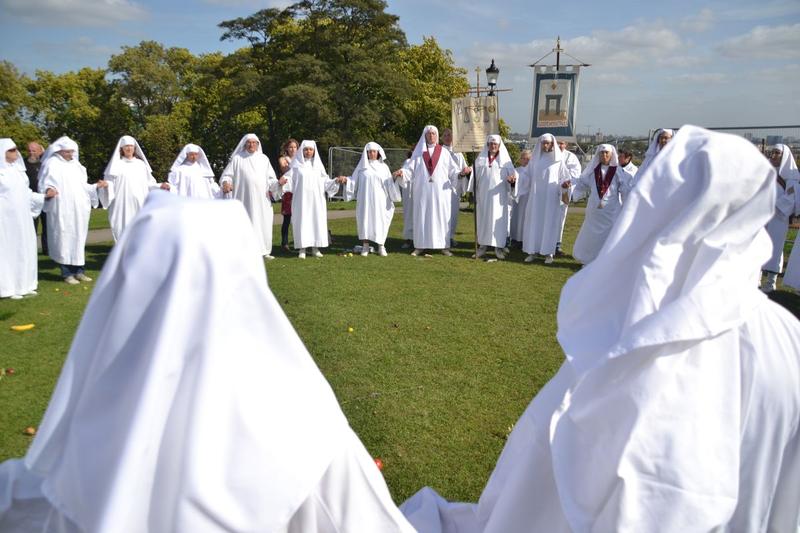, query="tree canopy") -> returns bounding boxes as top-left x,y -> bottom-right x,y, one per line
3,0 -> 508,180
